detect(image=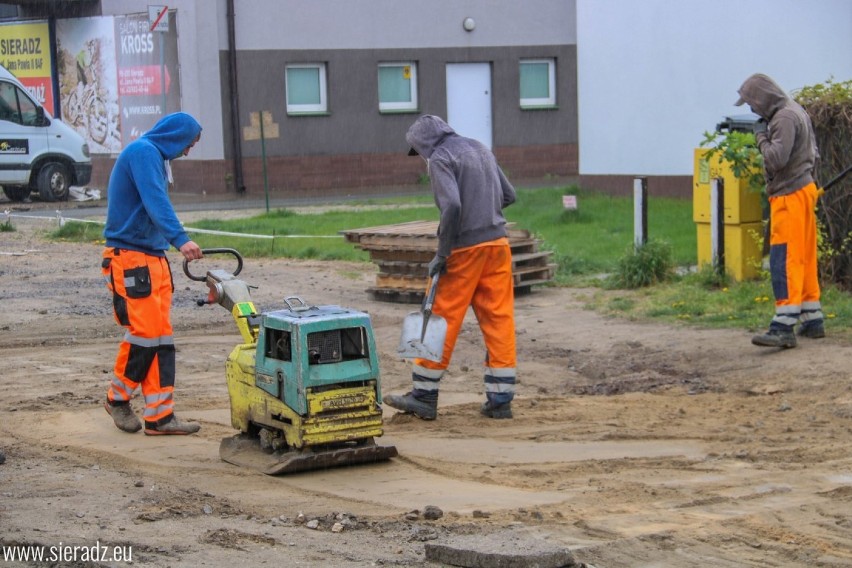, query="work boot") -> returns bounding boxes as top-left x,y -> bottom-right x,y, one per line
104,400 -> 142,433
751,328 -> 797,348
798,321 -> 825,339
144,415 -> 201,436
480,401 -> 513,419
383,392 -> 437,420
